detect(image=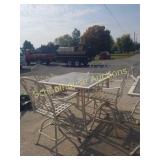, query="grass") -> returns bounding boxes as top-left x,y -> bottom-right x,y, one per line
111,51 -> 139,59
94,52 -> 137,61
111,53 -> 135,59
